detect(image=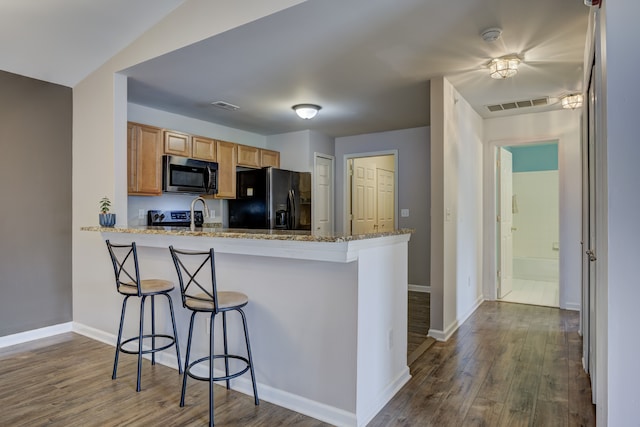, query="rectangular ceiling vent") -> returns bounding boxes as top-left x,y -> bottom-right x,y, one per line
486,97 -> 548,113
211,101 -> 240,111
